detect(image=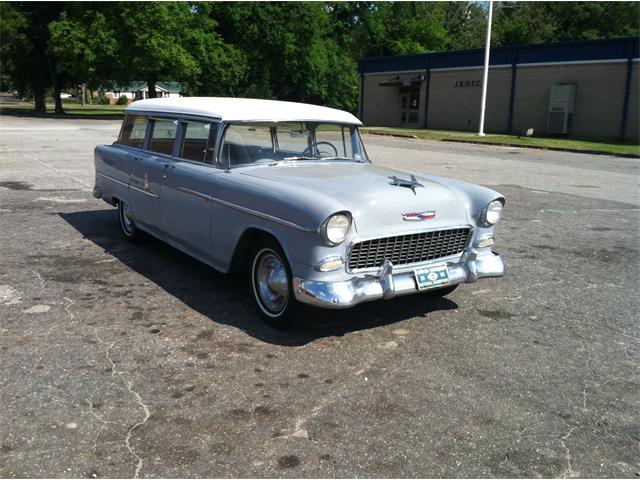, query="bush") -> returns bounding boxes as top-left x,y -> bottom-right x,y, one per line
95,95 -> 111,105
117,95 -> 129,105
